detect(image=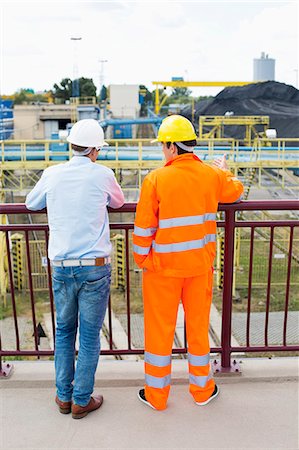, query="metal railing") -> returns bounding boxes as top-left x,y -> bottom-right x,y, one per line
2,138 -> 299,164
0,201 -> 298,371
1,139 -> 298,198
